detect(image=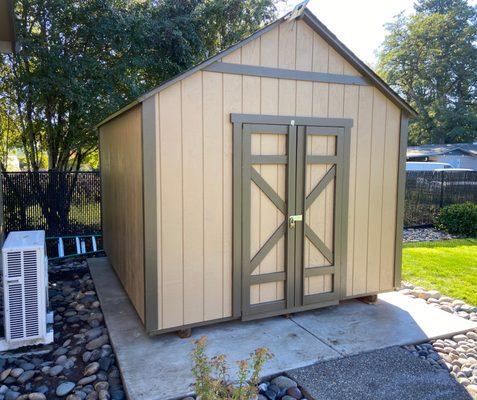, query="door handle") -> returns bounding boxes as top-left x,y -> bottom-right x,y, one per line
288,215 -> 303,229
